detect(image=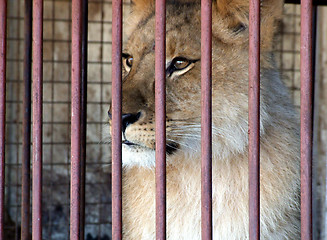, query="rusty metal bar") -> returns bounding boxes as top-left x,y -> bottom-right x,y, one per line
111,0 -> 123,237
201,0 -> 212,238
248,0 -> 260,239
300,0 -> 313,239
21,0 -> 33,239
79,0 -> 88,239
32,0 -> 43,238
0,0 -> 7,239
155,0 -> 166,239
71,0 -> 82,239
